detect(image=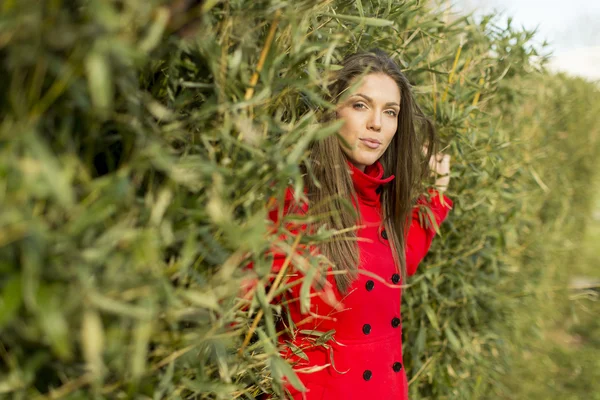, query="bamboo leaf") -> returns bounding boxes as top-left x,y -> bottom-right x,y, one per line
321,13 -> 394,27
424,305 -> 440,332
271,356 -> 306,392
81,309 -> 105,377
85,50 -> 113,113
